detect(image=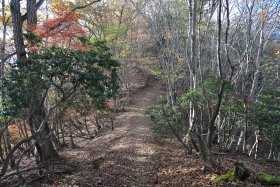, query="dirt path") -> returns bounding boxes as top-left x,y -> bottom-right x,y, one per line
48,75 -> 258,187
58,77 -> 166,187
